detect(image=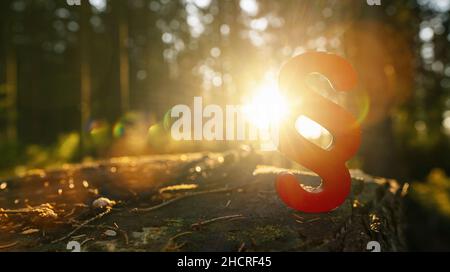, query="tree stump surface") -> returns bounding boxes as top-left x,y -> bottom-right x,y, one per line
0,148 -> 407,252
